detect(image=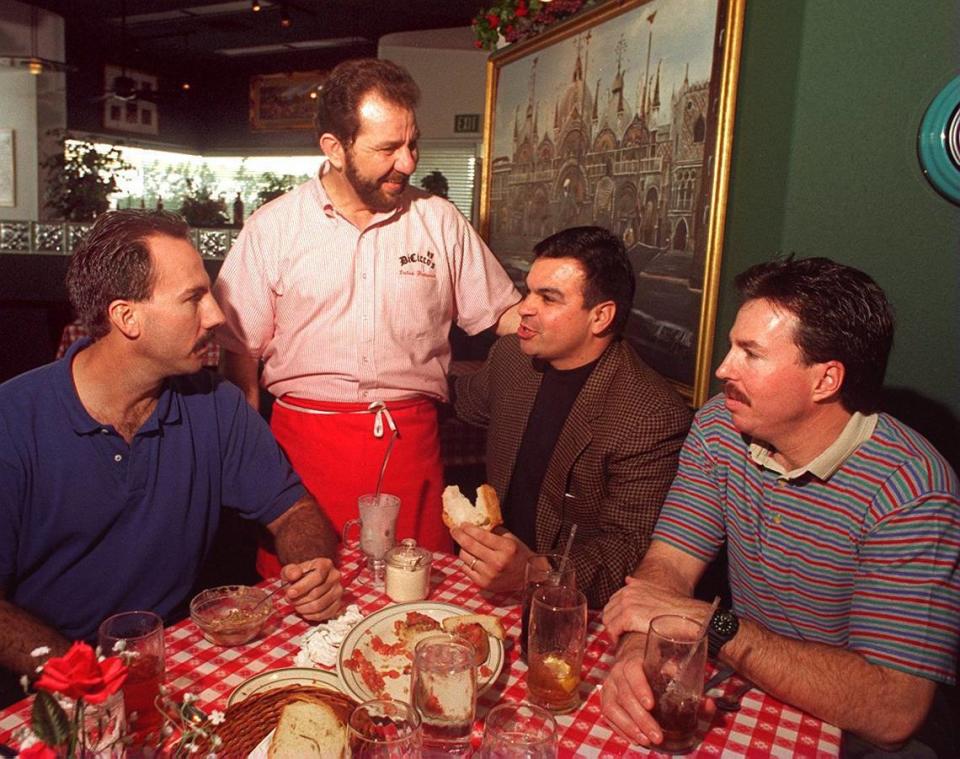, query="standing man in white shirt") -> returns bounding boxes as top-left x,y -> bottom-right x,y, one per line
214,58 -> 520,577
